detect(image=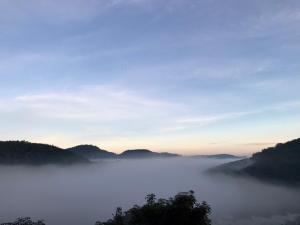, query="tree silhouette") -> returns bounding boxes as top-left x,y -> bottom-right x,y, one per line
95,191 -> 211,225
2,192 -> 211,225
